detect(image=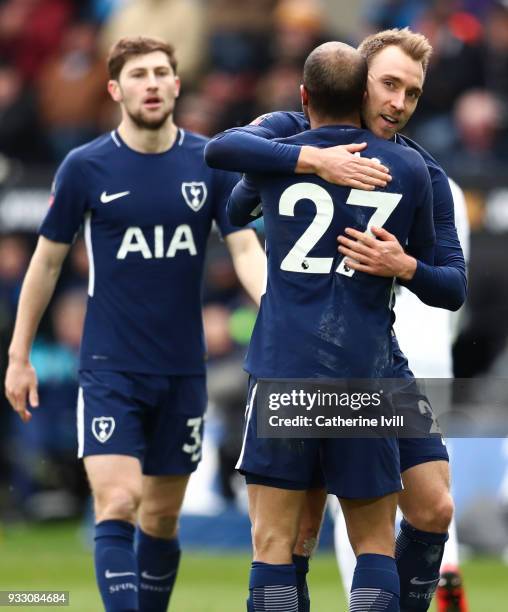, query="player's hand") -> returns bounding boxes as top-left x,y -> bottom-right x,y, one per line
5,358 -> 39,423
337,226 -> 417,279
298,143 -> 392,190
